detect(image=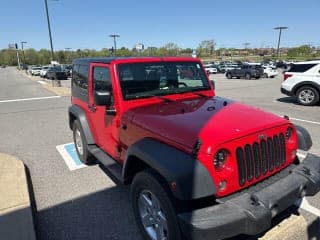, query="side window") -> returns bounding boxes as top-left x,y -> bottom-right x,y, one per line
78,65 -> 89,90
93,67 -> 111,91
289,64 -> 317,73
72,64 -> 79,89
72,64 -> 89,102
